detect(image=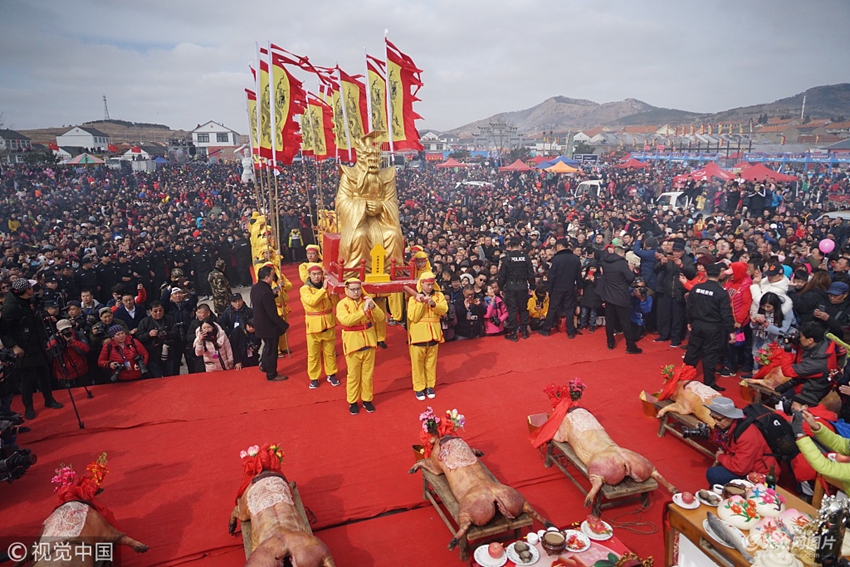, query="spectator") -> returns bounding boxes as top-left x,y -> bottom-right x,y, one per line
776,322 -> 844,406
98,325 -> 149,382
705,397 -> 779,486
483,283 -> 508,336
218,293 -> 253,336
539,238 -> 581,338
193,320 -> 234,372
750,292 -> 795,371
229,319 -> 261,370
598,246 -> 642,354
527,285 -> 549,332
629,277 -> 653,340
113,289 -> 147,335
453,286 -> 485,340
578,260 -> 602,333
46,319 -> 90,386
136,301 -> 179,377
